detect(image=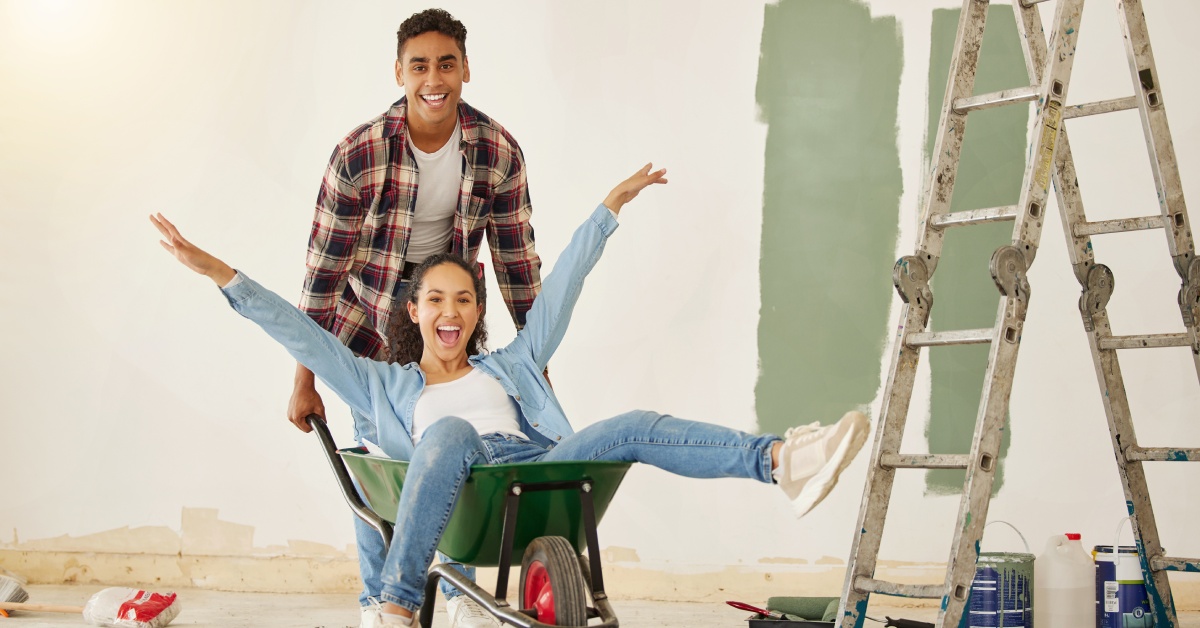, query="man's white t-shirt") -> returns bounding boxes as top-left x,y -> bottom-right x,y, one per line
411,367 -> 526,444
406,123 -> 462,263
